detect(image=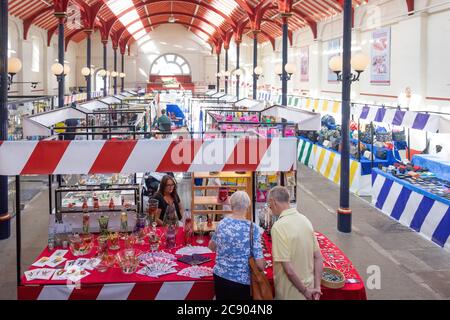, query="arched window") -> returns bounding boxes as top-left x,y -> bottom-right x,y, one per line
150,54 -> 191,75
